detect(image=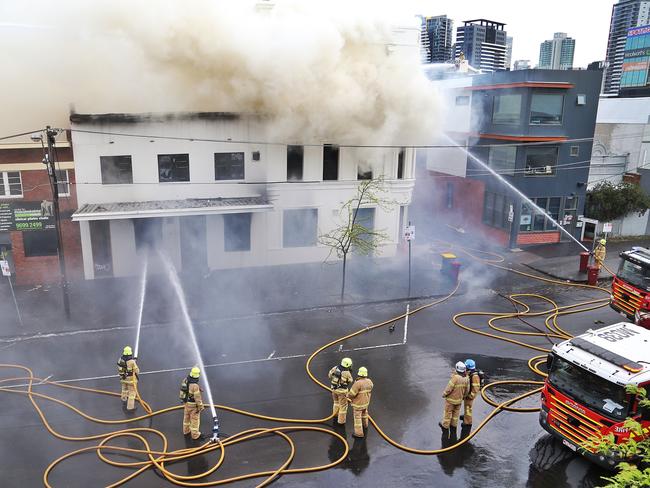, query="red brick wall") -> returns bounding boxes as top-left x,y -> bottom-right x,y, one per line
517,232 -> 560,246
2,160 -> 82,286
